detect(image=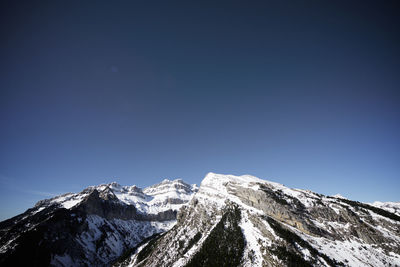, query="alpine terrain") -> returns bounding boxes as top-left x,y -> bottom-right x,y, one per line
115,173 -> 400,267
1,173 -> 400,267
0,179 -> 198,266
